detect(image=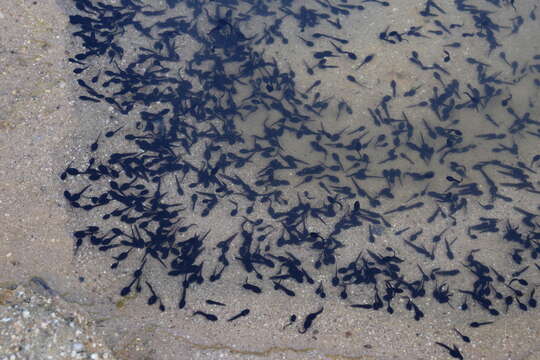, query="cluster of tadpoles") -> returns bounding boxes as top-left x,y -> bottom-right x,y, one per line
63,0 -> 540,358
